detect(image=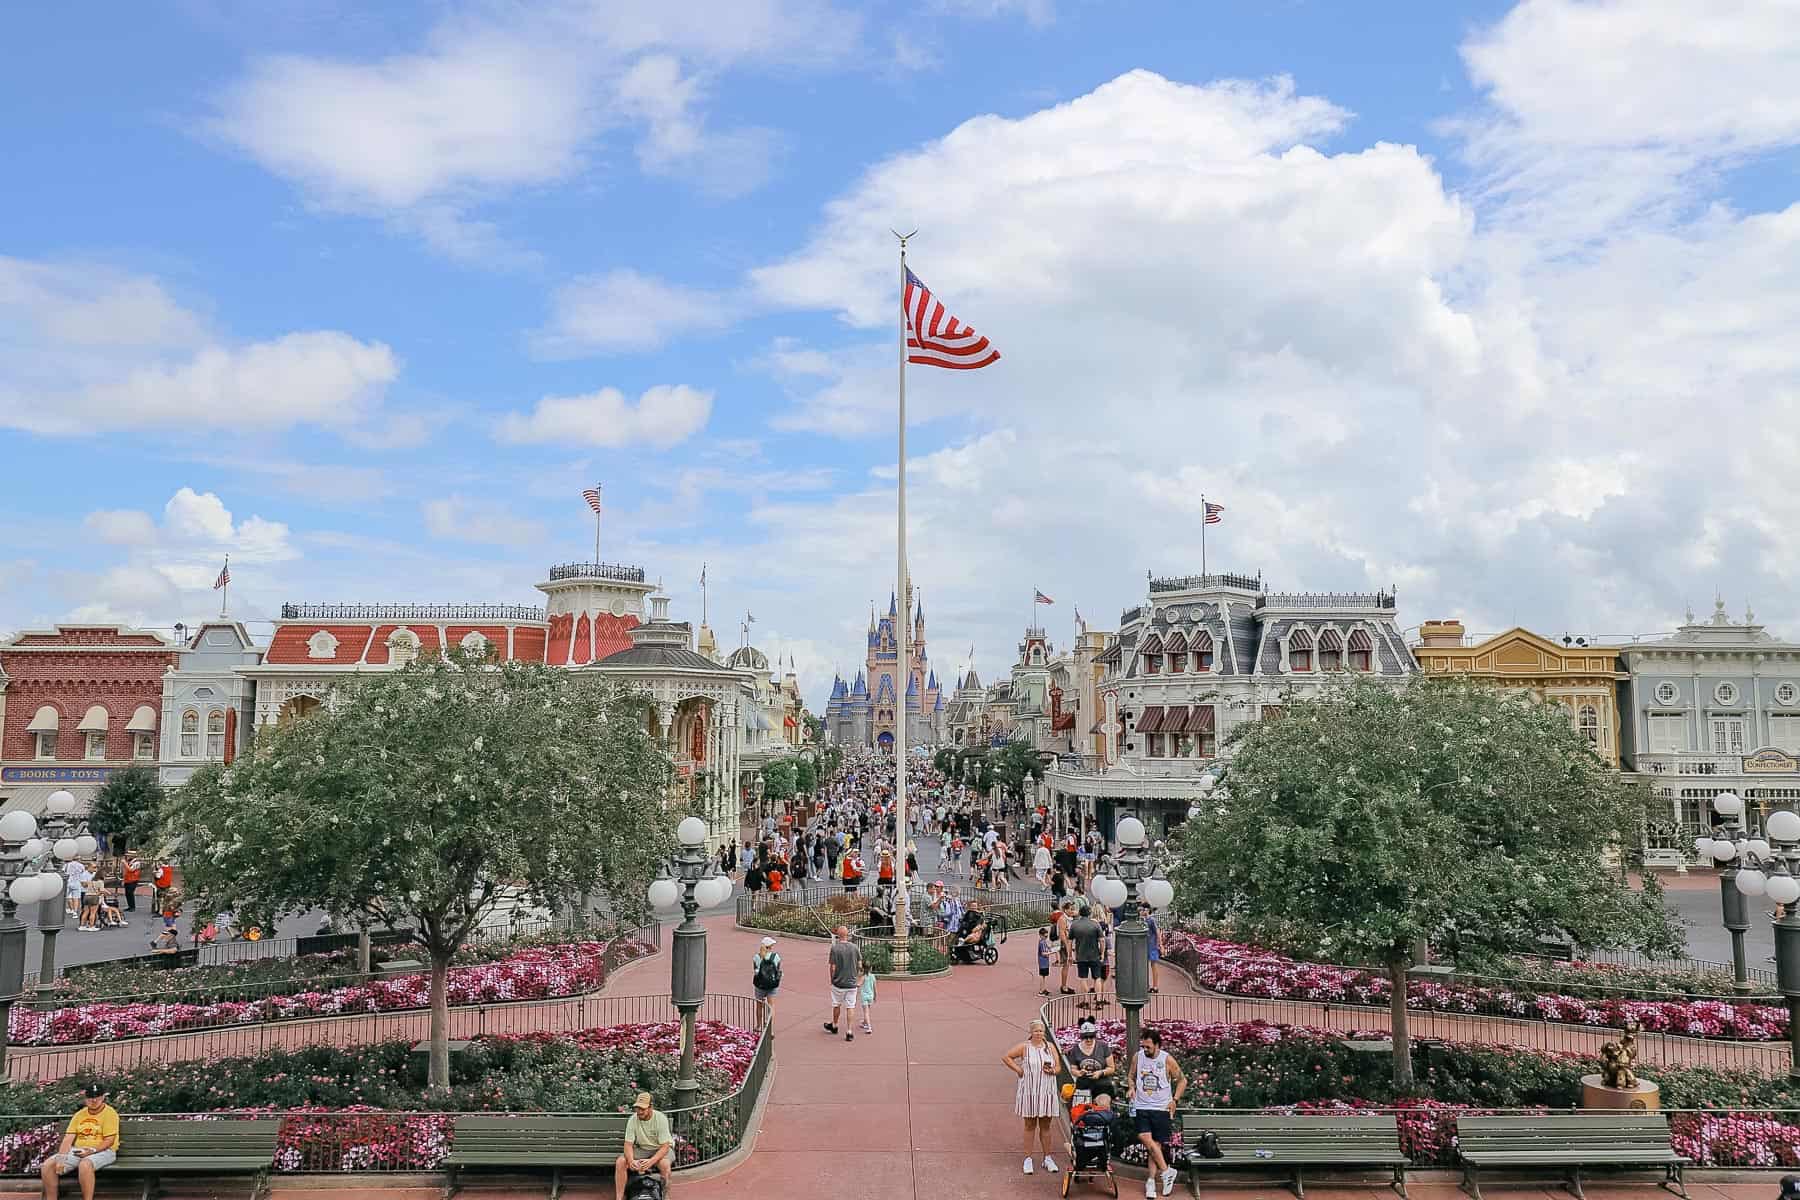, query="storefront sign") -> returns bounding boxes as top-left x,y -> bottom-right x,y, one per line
1744,749 -> 1800,775
0,766 -> 118,784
